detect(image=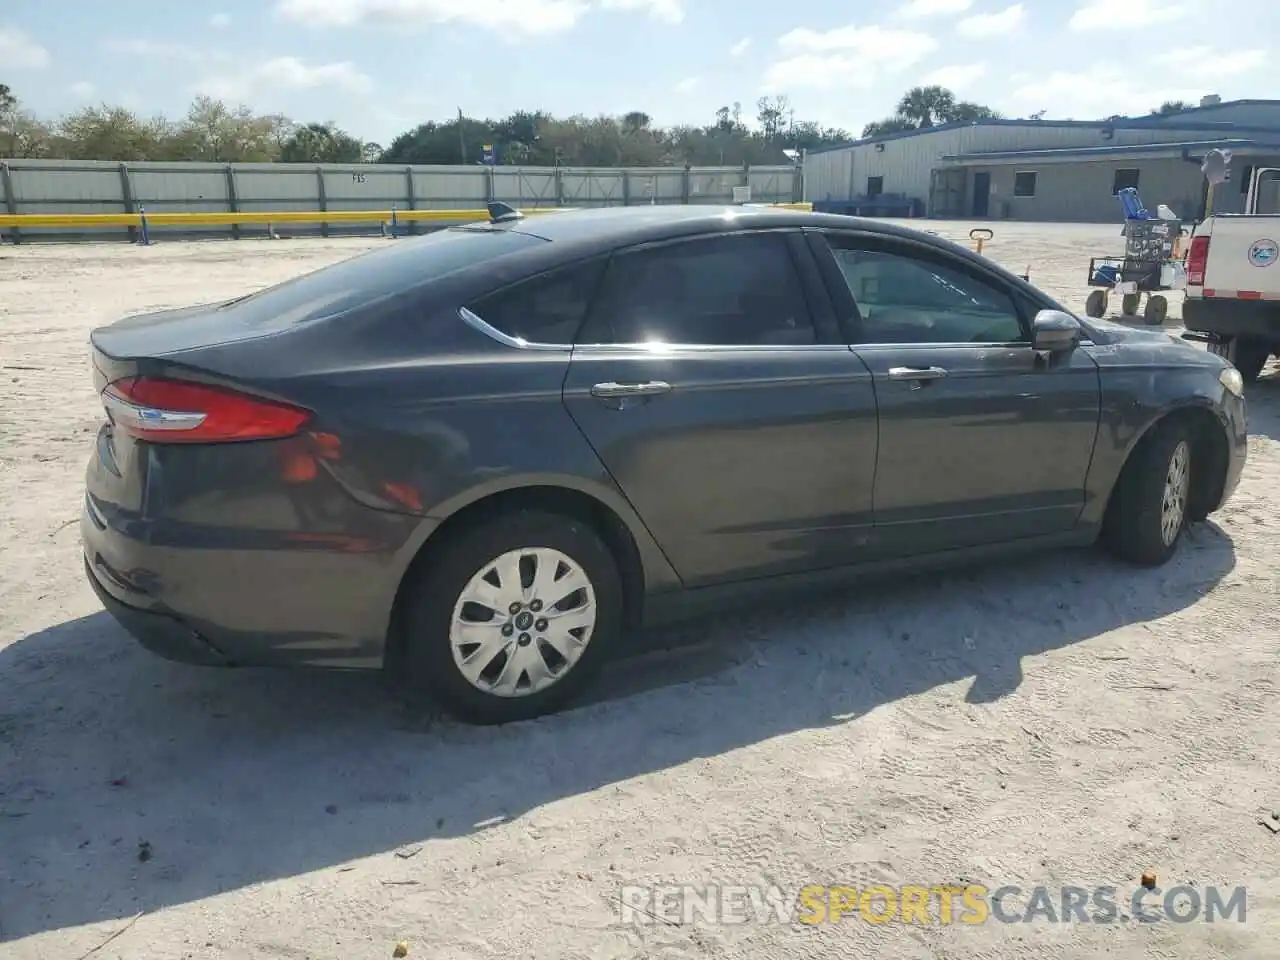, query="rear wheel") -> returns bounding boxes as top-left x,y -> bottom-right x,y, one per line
1143,295 -> 1168,326
398,511 -> 623,724
1085,290 -> 1108,318
1211,335 -> 1269,382
1121,293 -> 1141,316
1102,418 -> 1193,567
